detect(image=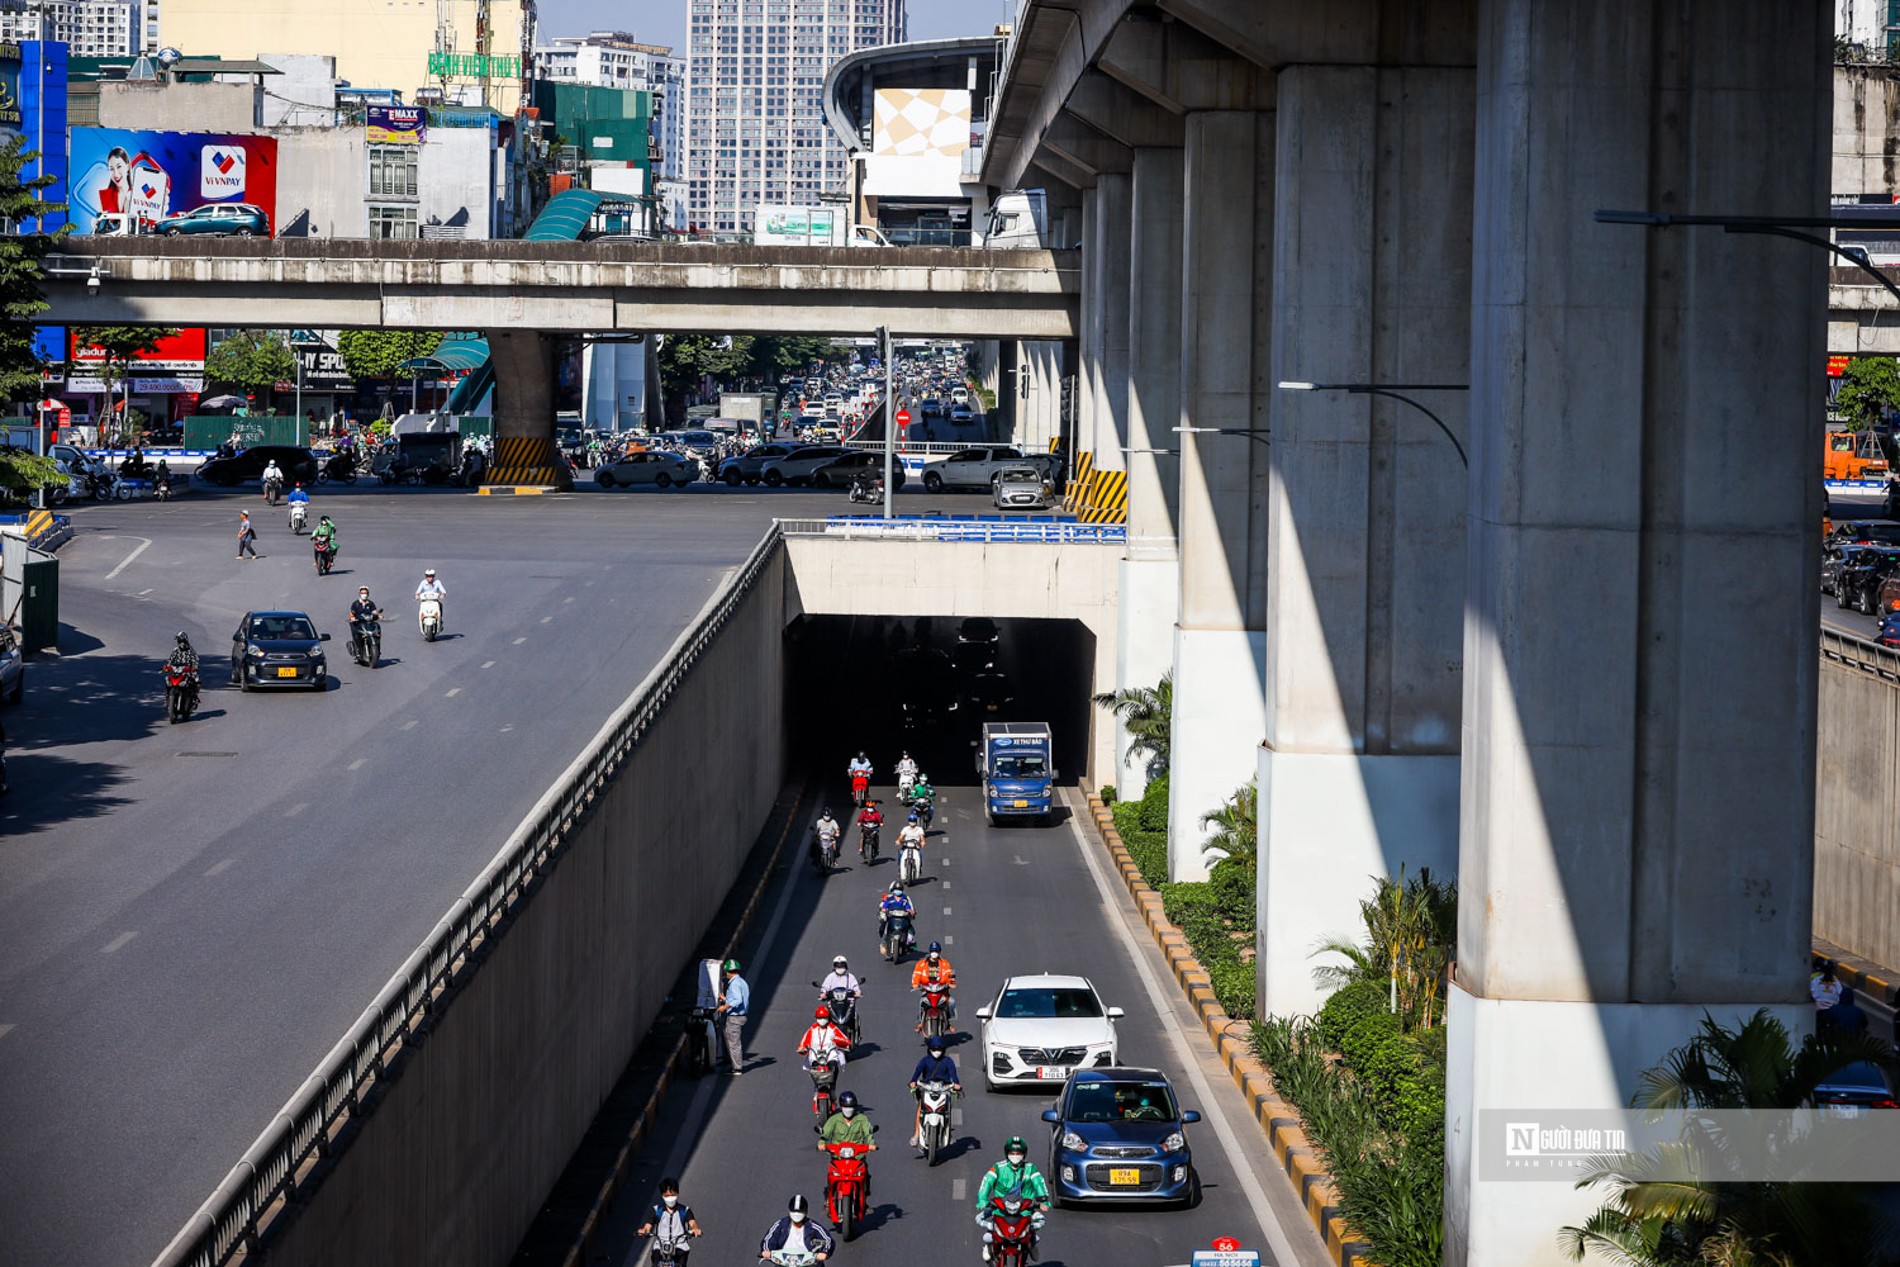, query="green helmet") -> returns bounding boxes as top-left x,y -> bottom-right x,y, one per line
722,959 -> 740,974
1004,1136 -> 1027,1155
